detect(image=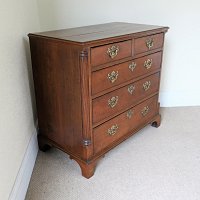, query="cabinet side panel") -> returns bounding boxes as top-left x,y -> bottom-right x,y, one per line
29,37 -> 84,156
